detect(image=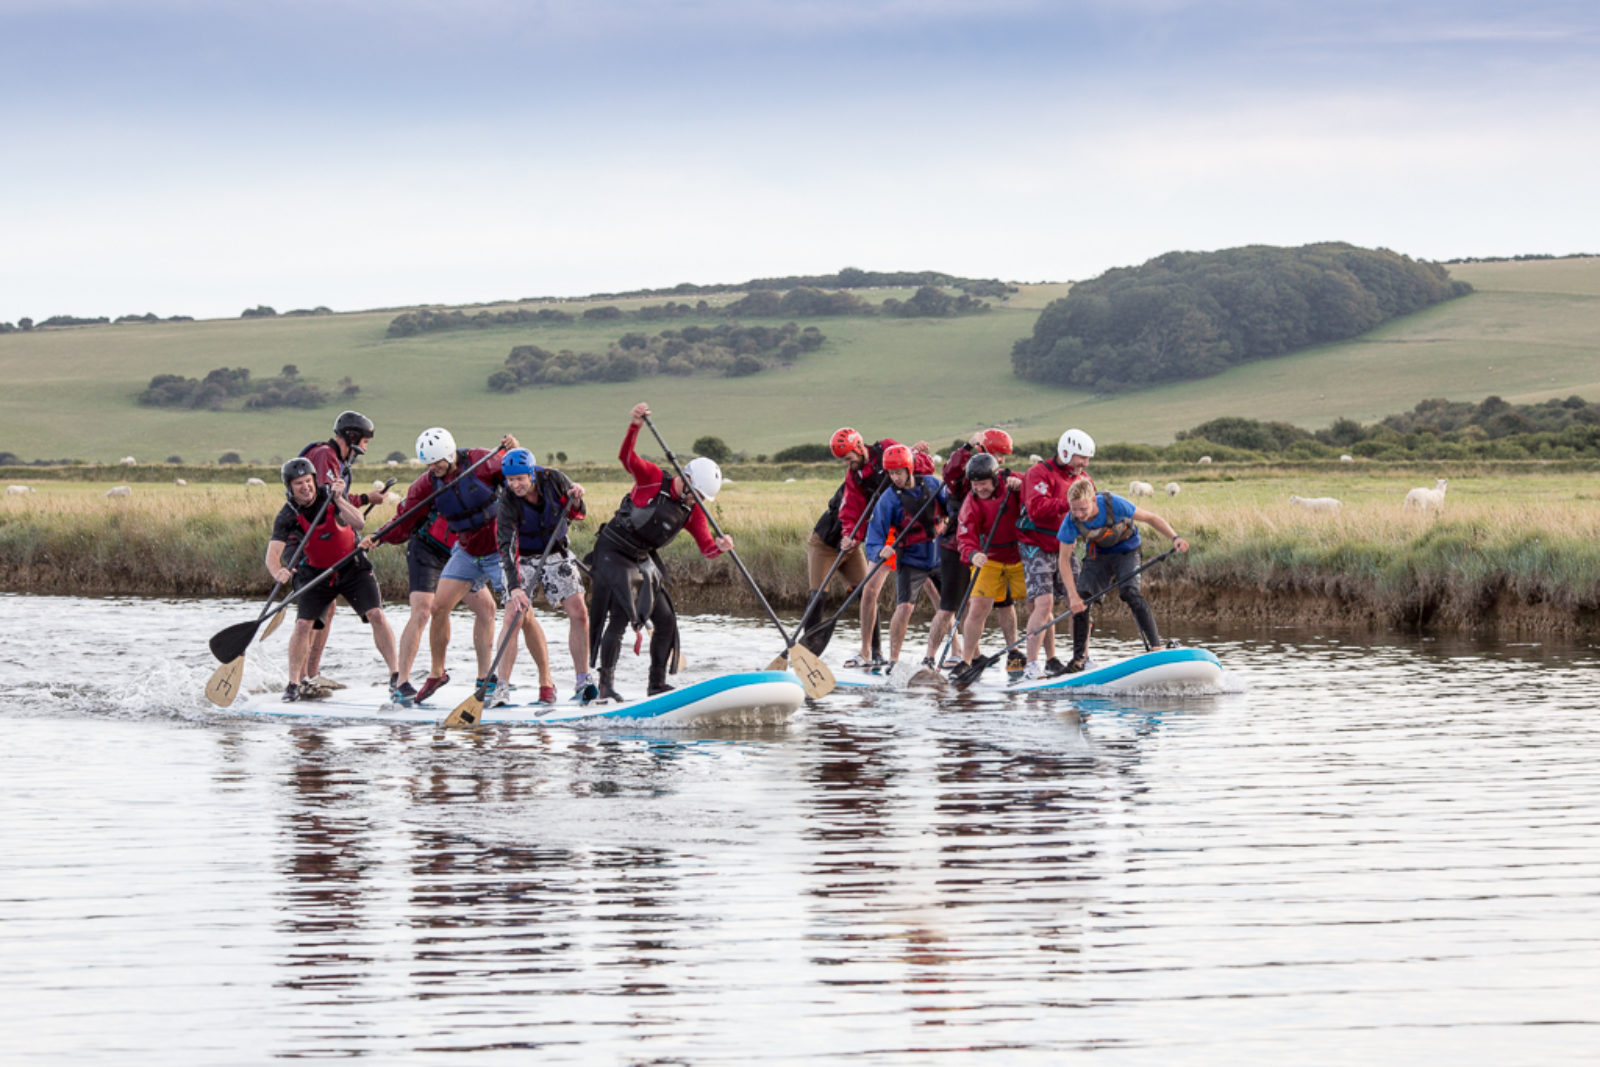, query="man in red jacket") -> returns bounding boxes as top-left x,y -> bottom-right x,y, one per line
952,453 -> 1024,673
1016,428 -> 1094,679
